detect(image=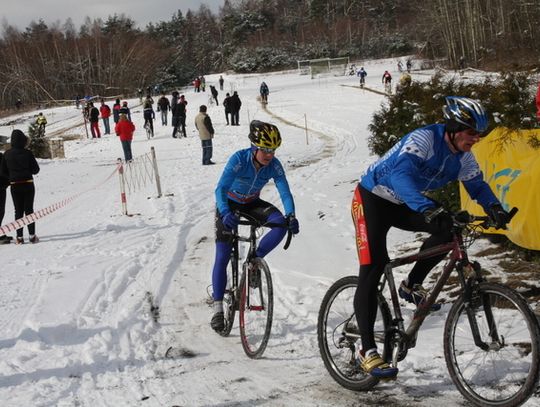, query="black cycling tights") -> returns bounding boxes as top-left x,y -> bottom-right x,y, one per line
353,185 -> 452,351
